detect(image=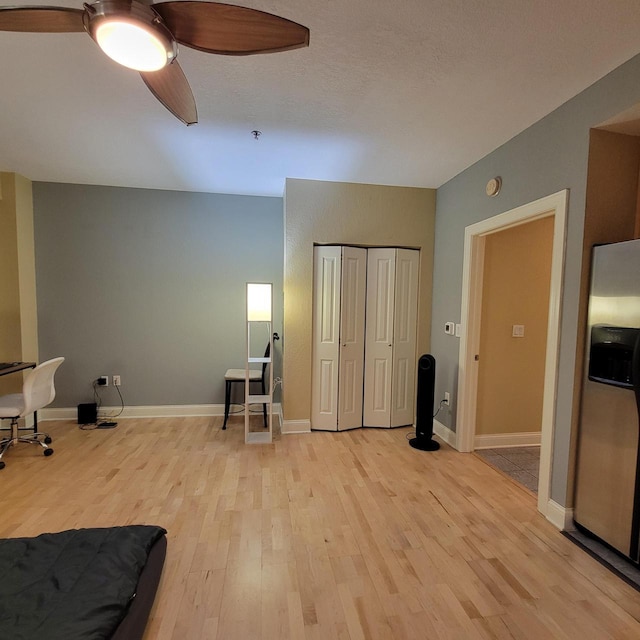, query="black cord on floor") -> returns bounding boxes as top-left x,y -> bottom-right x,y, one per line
83,380 -> 125,428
